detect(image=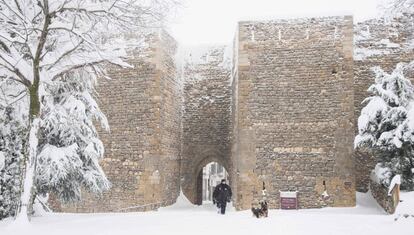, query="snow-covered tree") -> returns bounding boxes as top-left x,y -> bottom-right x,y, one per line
381,0 -> 414,15
35,71 -> 111,203
355,62 -> 414,190
0,107 -> 25,220
0,0 -> 177,222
